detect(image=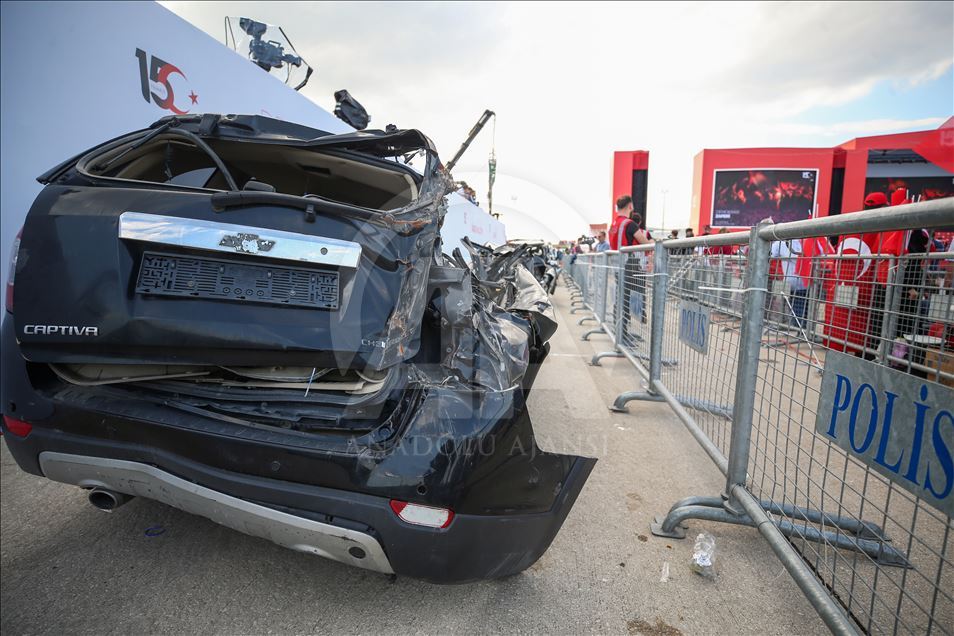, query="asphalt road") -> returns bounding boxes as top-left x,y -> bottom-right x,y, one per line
0,282 -> 826,635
